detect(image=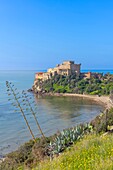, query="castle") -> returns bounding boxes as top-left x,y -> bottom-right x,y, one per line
34,60 -> 103,82
35,61 -> 81,81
